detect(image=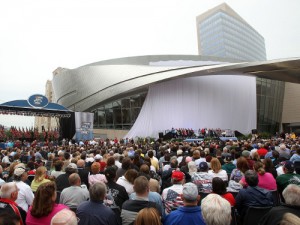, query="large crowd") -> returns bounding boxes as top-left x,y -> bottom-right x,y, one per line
0,133 -> 300,225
